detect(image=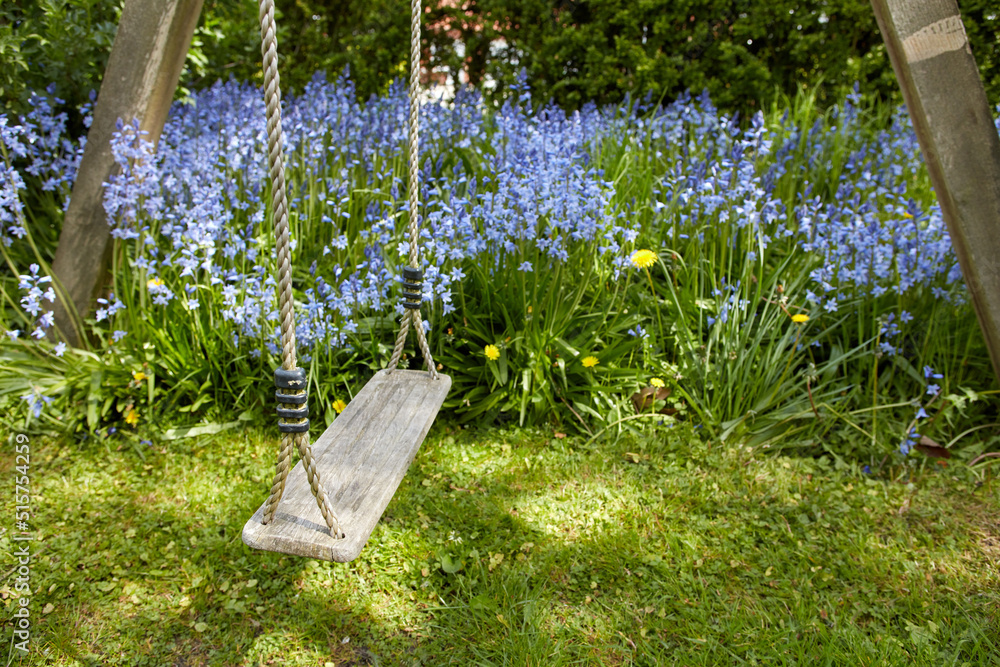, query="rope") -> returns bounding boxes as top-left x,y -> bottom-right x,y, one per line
258,0 -> 341,537
387,0 -> 438,377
